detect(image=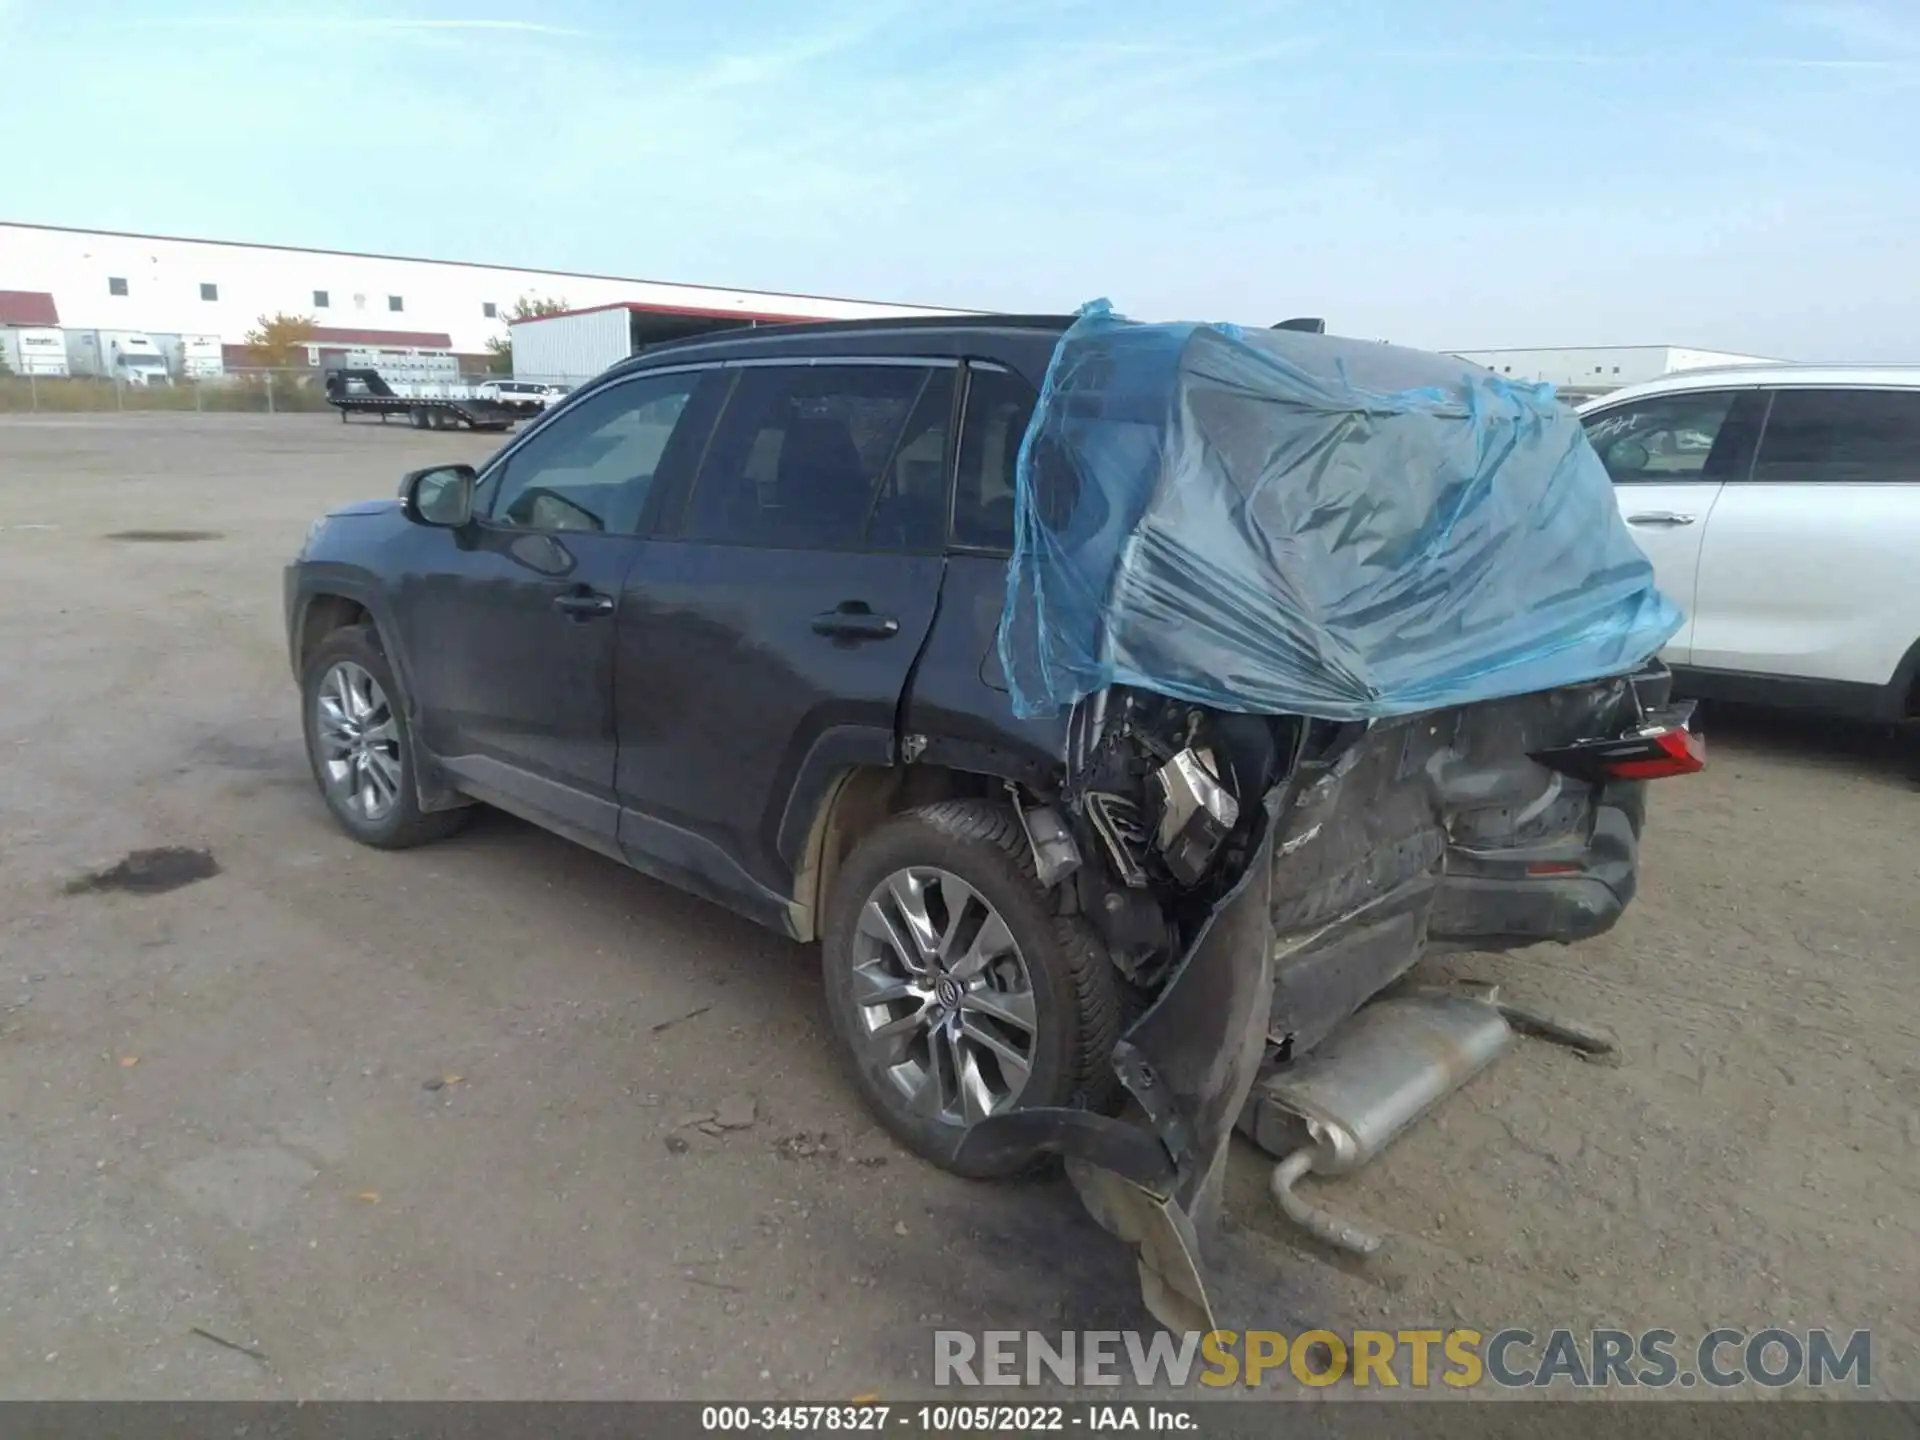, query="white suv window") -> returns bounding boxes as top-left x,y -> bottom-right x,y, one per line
1749,389 -> 1920,485
1584,391 -> 1738,484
